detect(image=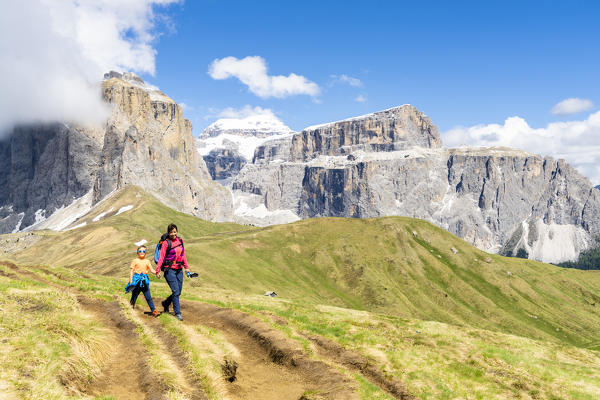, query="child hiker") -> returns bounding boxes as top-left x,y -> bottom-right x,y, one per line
125,245 -> 160,316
